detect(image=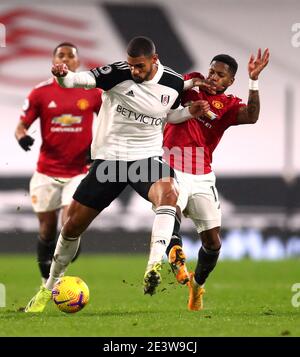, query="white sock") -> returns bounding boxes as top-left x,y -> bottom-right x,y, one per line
41,277 -> 47,287
146,205 -> 176,270
45,232 -> 81,290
